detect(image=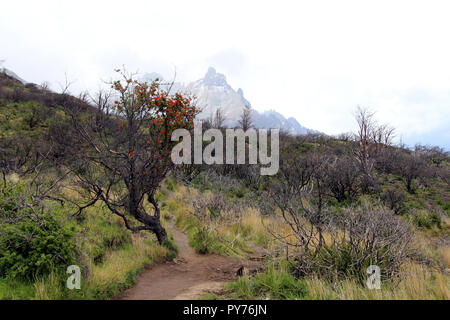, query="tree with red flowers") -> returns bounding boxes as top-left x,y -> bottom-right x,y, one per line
63,69 -> 199,244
